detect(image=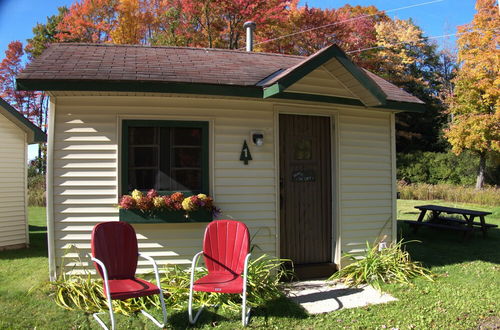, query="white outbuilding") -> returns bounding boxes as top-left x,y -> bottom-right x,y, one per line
0,98 -> 46,250
17,43 -> 424,280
